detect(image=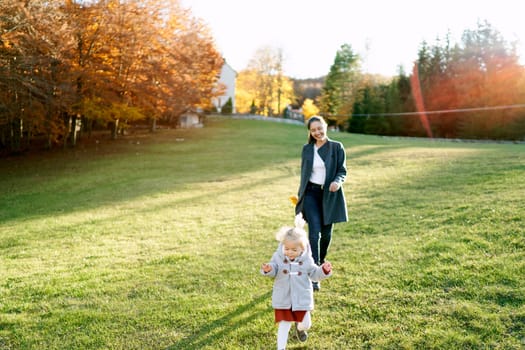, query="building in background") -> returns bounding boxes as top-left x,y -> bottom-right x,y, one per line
178,110 -> 204,128
212,61 -> 237,113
